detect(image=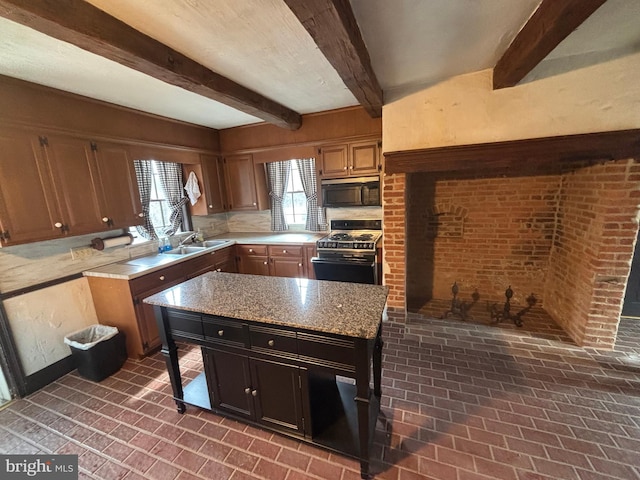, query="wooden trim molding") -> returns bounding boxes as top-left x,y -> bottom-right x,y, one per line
0,0 -> 302,130
284,0 -> 383,117
384,129 -> 640,175
493,0 -> 608,89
